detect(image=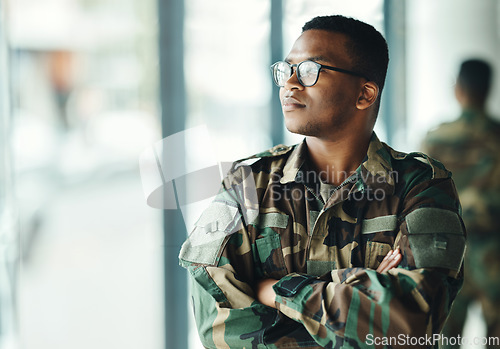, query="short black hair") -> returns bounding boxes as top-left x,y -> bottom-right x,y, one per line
302,15 -> 389,96
457,59 -> 492,104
